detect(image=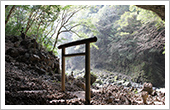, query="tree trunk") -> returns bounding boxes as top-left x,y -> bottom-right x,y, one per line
52,32 -> 60,51
25,10 -> 34,36
36,22 -> 42,40
5,5 -> 16,27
